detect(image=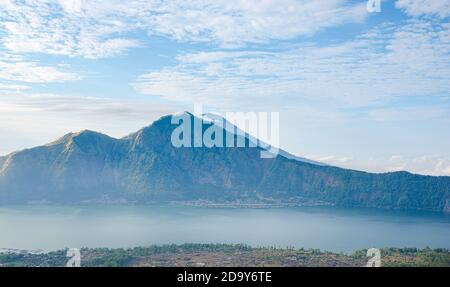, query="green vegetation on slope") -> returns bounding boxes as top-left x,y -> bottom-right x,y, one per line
1,244 -> 449,267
